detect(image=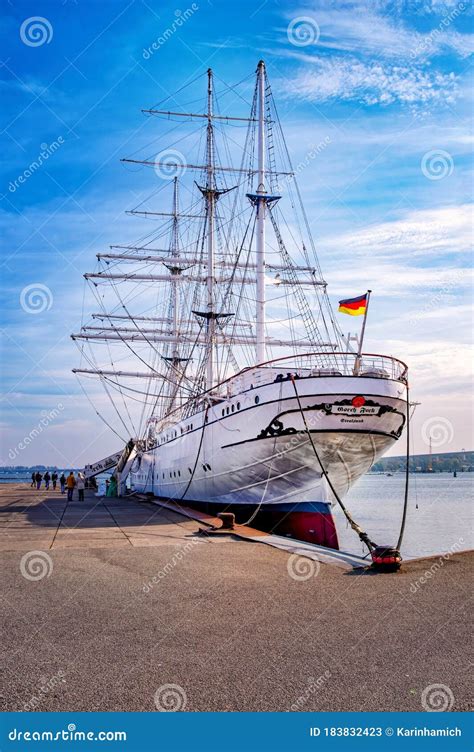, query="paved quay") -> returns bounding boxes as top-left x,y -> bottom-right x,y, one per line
0,484 -> 471,712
